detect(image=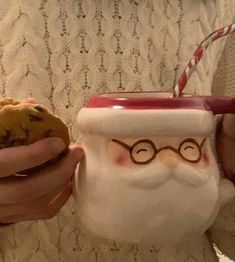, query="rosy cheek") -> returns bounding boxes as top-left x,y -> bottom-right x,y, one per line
202,151 -> 209,165
114,154 -> 127,165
